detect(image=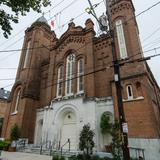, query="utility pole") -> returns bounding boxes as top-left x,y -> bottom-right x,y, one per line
86,0 -> 130,159
105,1 -> 130,159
